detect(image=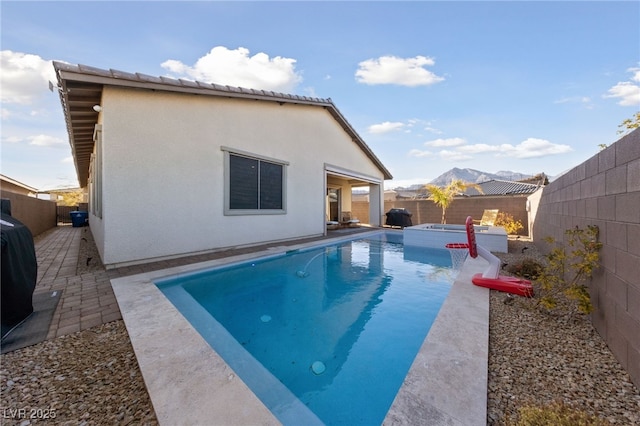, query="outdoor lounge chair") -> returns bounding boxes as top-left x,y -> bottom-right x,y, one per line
326,214 -> 340,230
326,220 -> 340,230
340,212 -> 360,228
473,209 -> 499,226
